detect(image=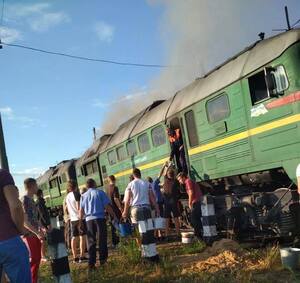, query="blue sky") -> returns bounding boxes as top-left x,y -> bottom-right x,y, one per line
0,0 -> 165,189
1,0 -> 300,191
